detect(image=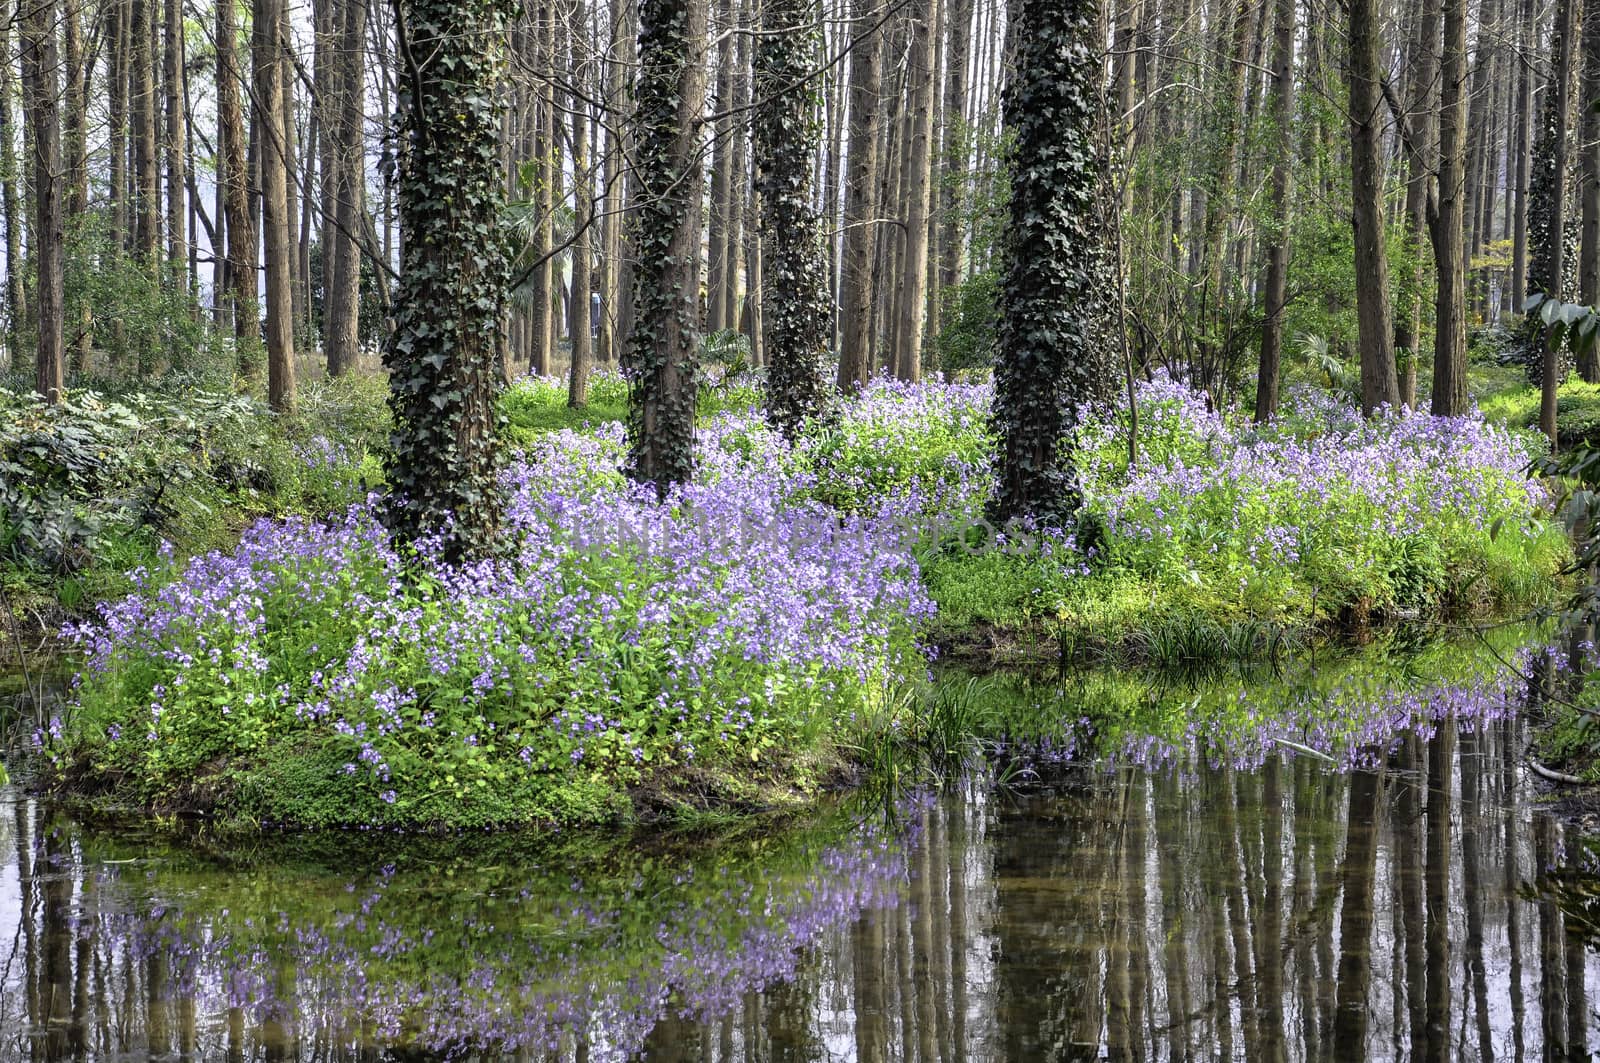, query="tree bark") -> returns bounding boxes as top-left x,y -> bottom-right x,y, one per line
1254,0 -> 1294,422
705,0 -> 737,334
1510,0 -> 1535,310
1536,0 -> 1579,443
1581,0 -> 1600,380
990,0 -> 1113,525
384,0 -> 514,558
21,0 -> 62,402
625,0 -> 709,493
756,0 -> 832,434
891,0 -> 939,381
164,0 -> 187,280
132,0 -> 160,268
566,0 -> 593,407
1396,0 -> 1440,413
326,0 -> 369,375
257,0 -> 297,409
835,0 -> 881,389
1431,0 -> 1473,418
219,0 -> 258,348
1,0 -> 23,337
1347,0 -> 1401,414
